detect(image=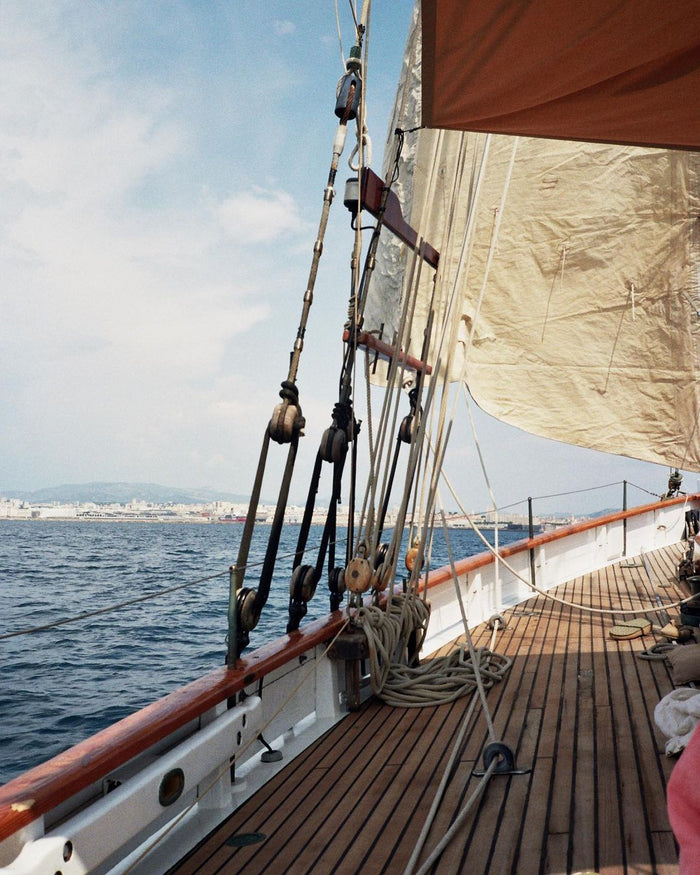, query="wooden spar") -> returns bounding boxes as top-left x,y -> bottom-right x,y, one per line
359,168 -> 440,269
0,493 -> 694,842
342,329 -> 433,375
